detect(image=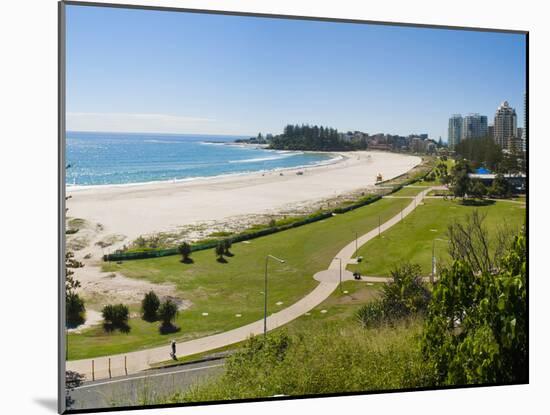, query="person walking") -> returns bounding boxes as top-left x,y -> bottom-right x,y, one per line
170,340 -> 177,360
